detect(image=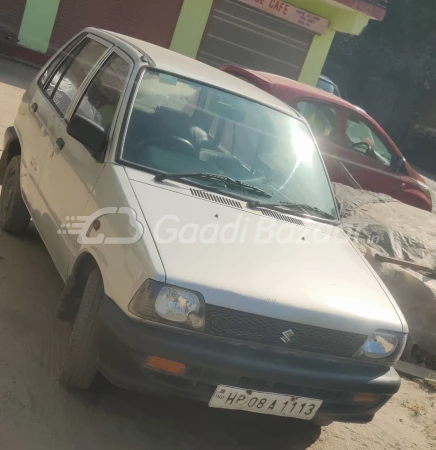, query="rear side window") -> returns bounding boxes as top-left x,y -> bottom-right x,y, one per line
74,53 -> 131,131
44,38 -> 108,117
38,34 -> 86,88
